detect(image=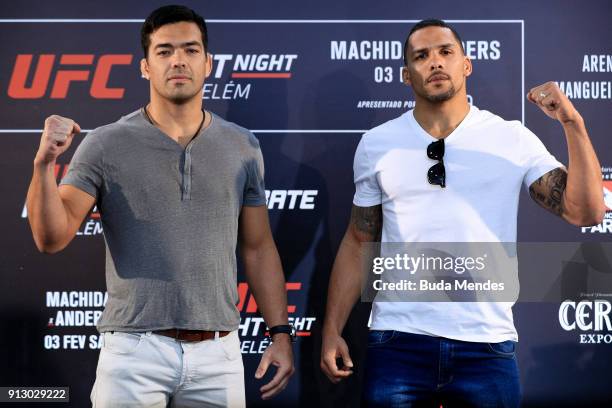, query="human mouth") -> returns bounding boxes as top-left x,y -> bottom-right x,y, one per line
428,73 -> 449,83
168,75 -> 191,82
